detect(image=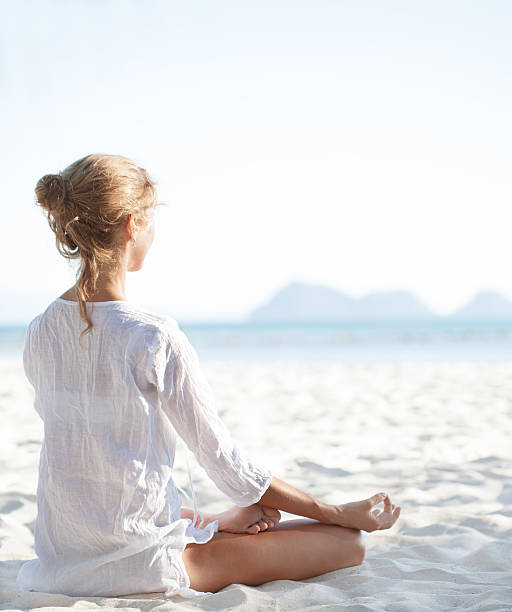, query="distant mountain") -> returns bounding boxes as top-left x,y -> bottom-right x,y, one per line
356,290 -> 434,320
248,282 -> 436,322
451,291 -> 512,320
248,282 -> 355,322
